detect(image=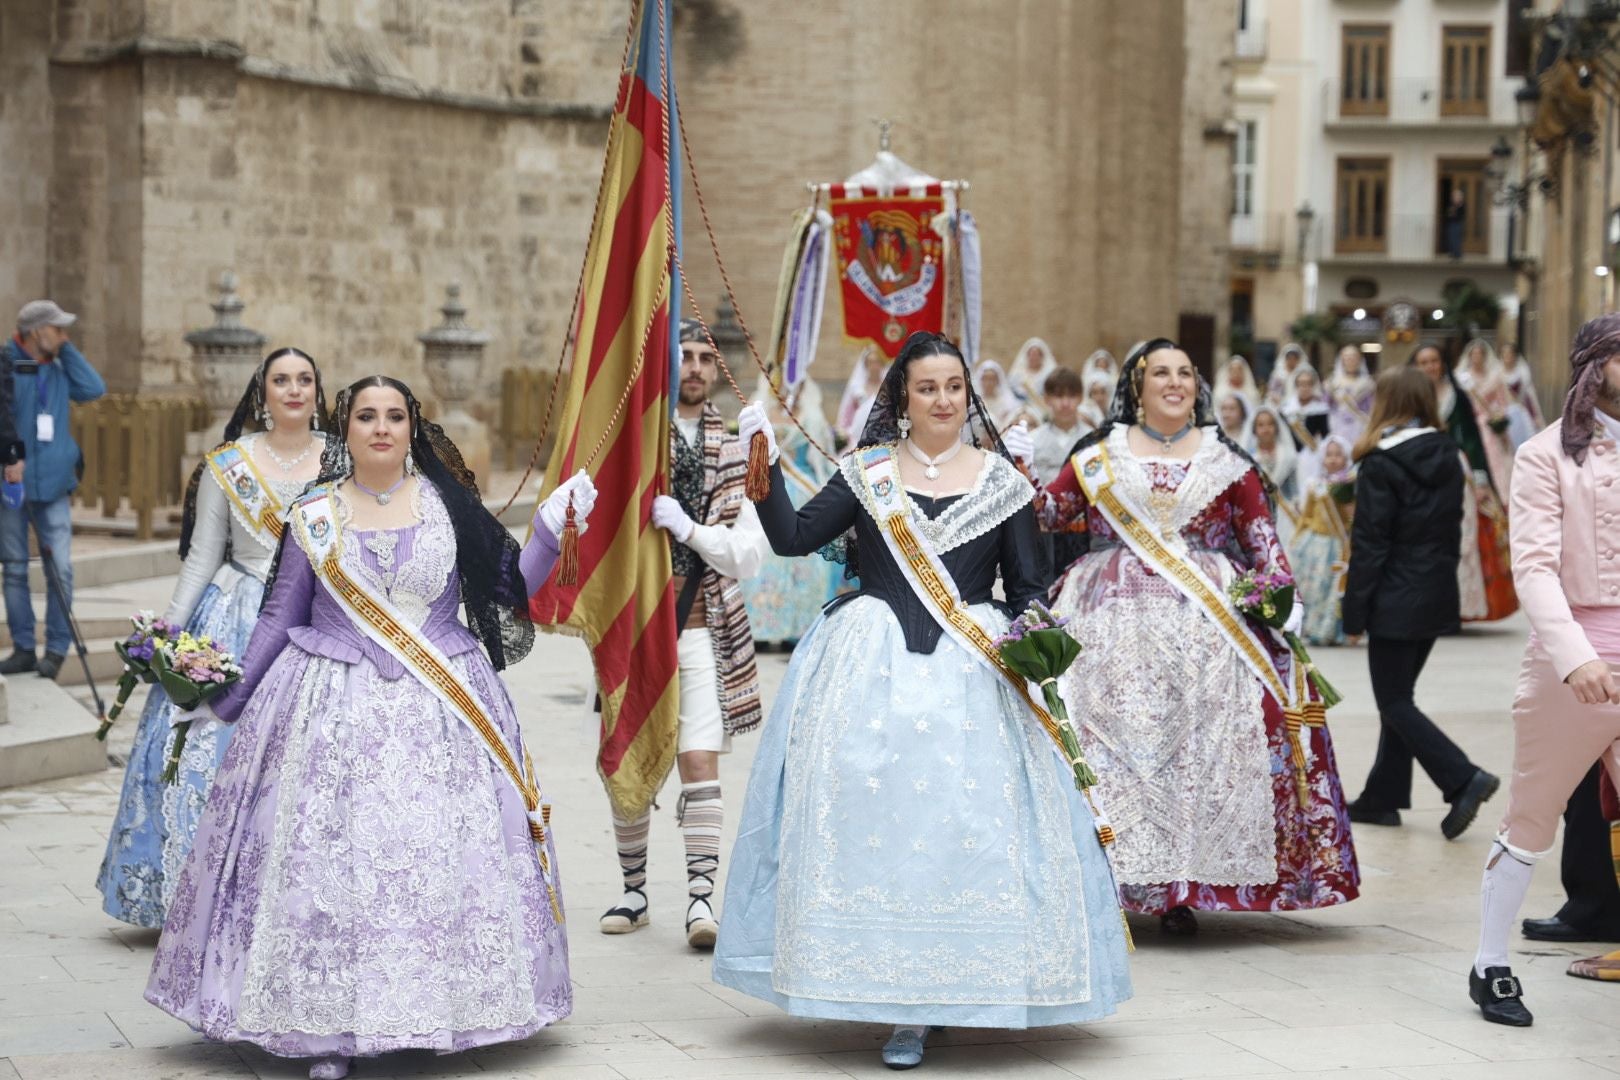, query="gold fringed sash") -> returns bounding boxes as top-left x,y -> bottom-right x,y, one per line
1072,443 -> 1295,713
207,443 -> 286,545
292,486 -> 563,922
1281,658 -> 1326,810
856,448 -> 1068,756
